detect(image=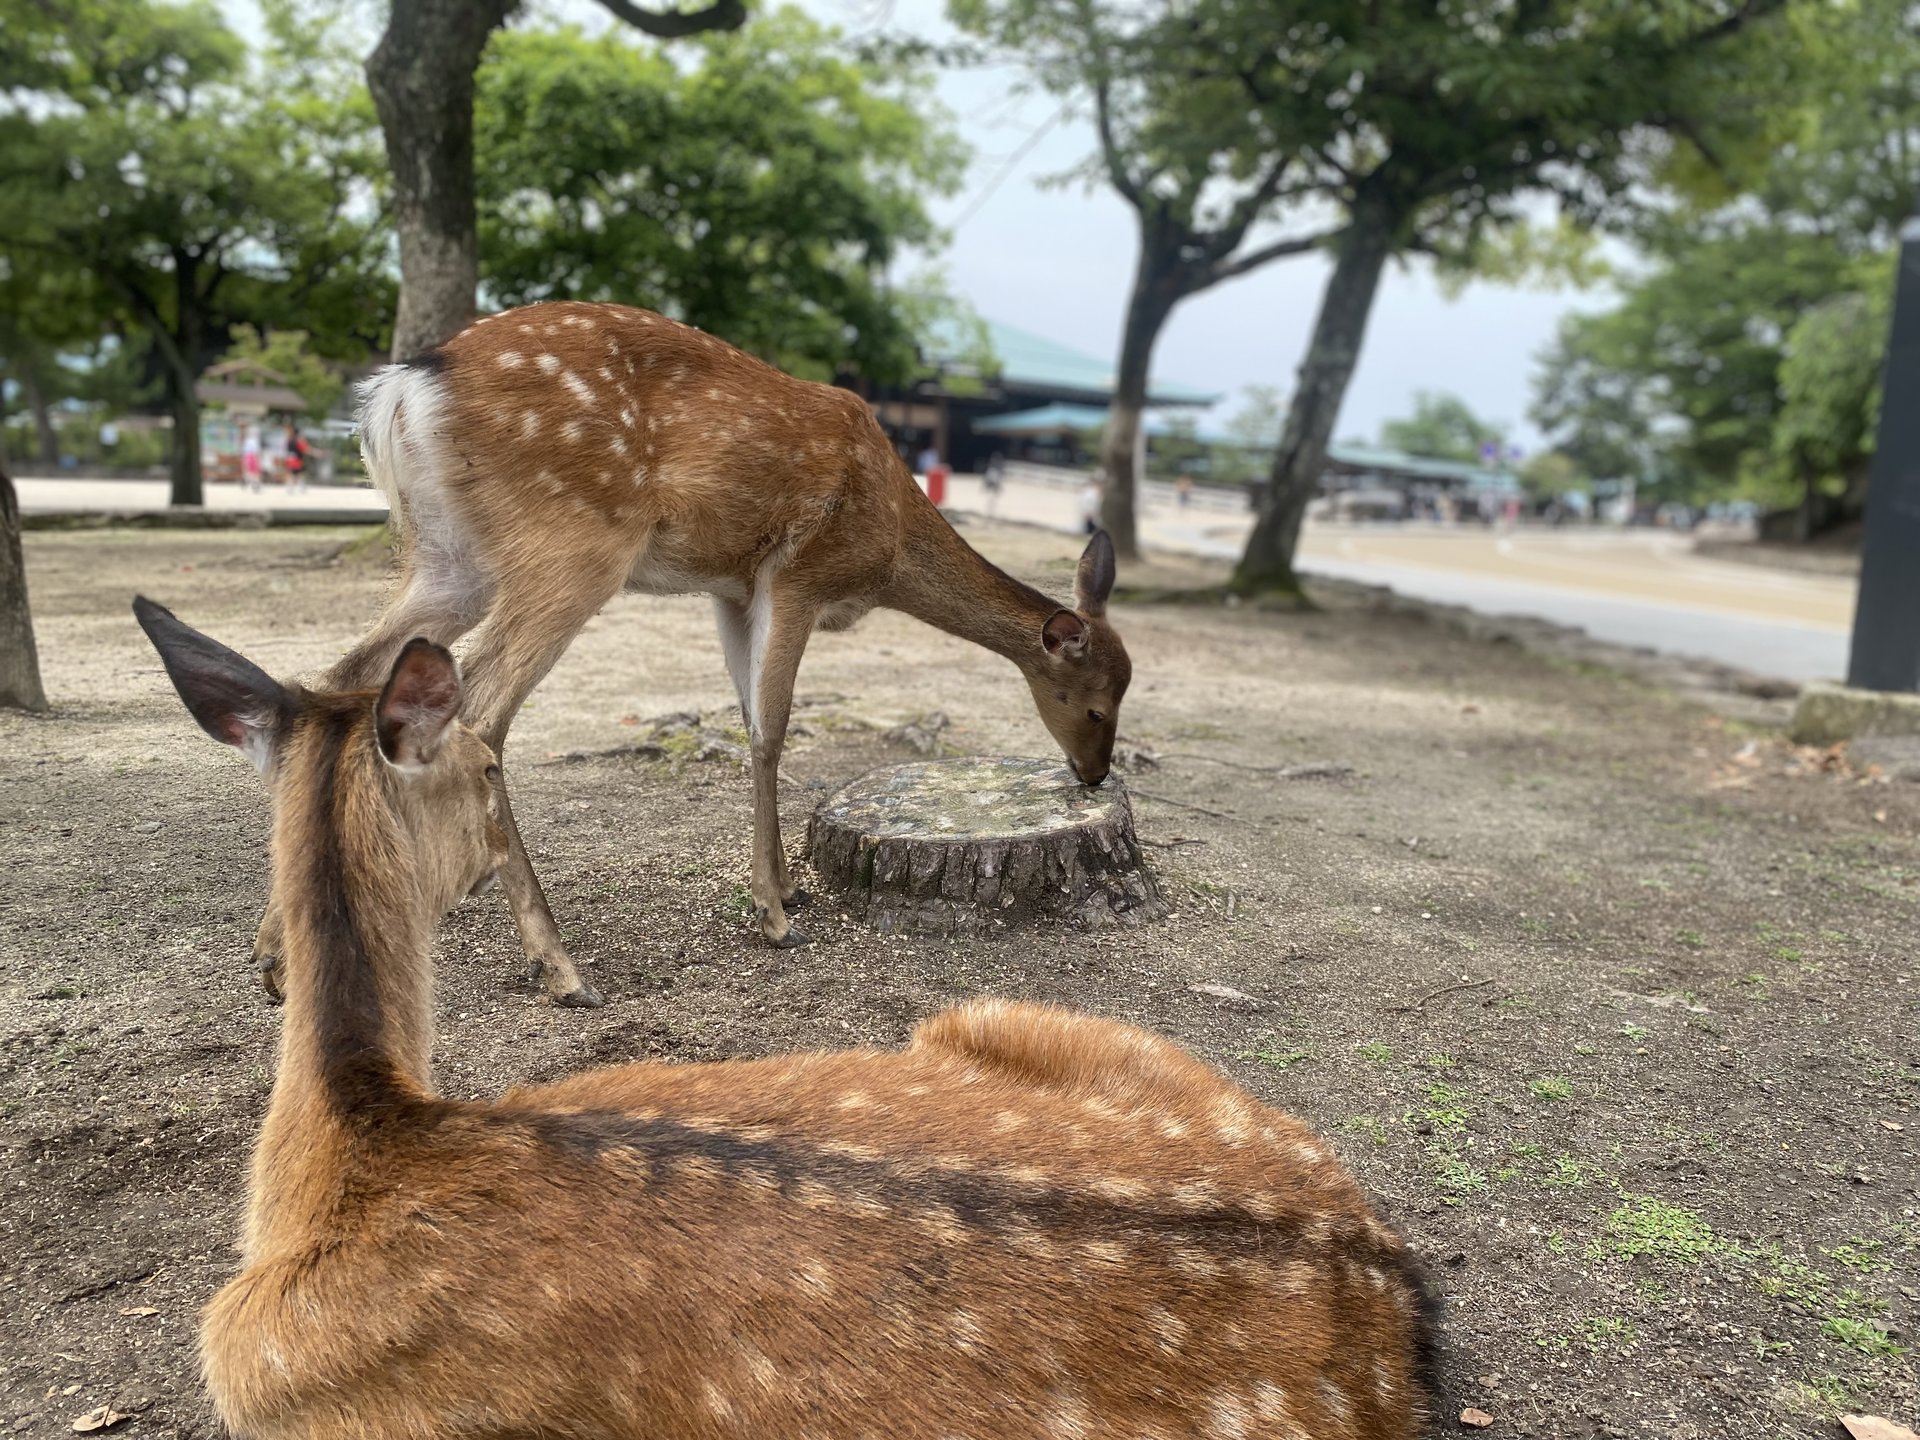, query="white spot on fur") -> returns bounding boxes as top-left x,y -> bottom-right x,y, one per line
521,412 -> 541,440
610,436 -> 629,457
562,420 -> 586,444
1317,1378 -> 1351,1425
1204,1391 -> 1252,1440
562,371 -> 595,406
536,353 -> 561,374
620,406 -> 636,428
1145,1305 -> 1188,1353
496,350 -> 524,369
948,1309 -> 985,1350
